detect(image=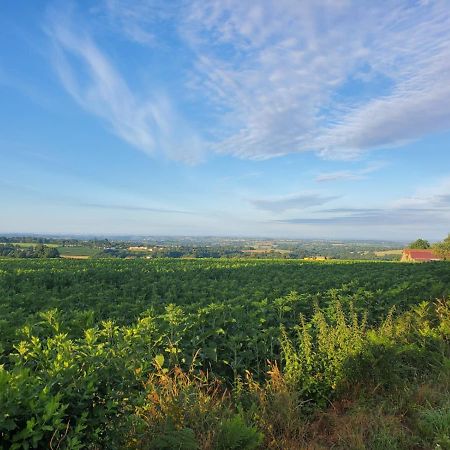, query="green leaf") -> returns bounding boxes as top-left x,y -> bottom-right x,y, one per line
154,354 -> 165,368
